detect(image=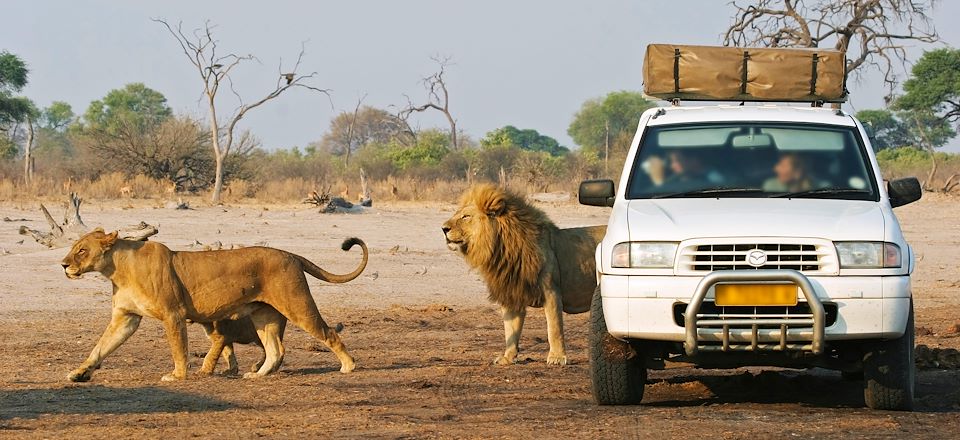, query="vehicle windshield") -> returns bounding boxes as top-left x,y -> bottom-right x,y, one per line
626,122 -> 879,200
